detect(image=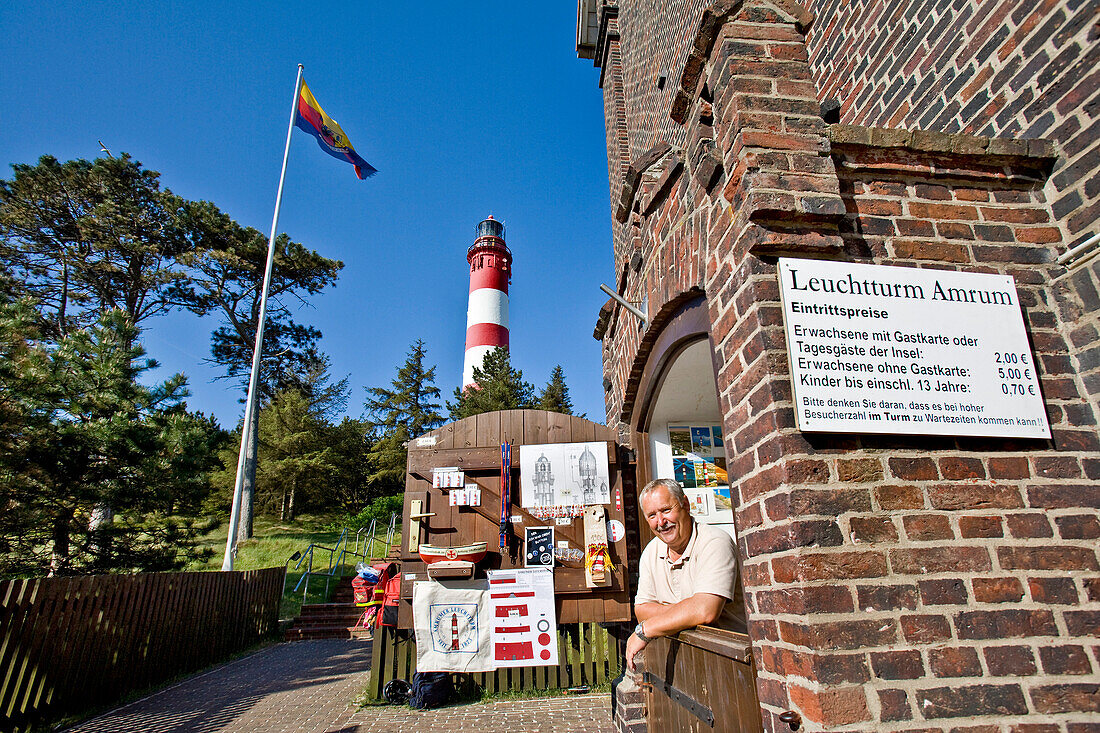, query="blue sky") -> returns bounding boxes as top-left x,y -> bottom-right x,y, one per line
1,2 -> 614,426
